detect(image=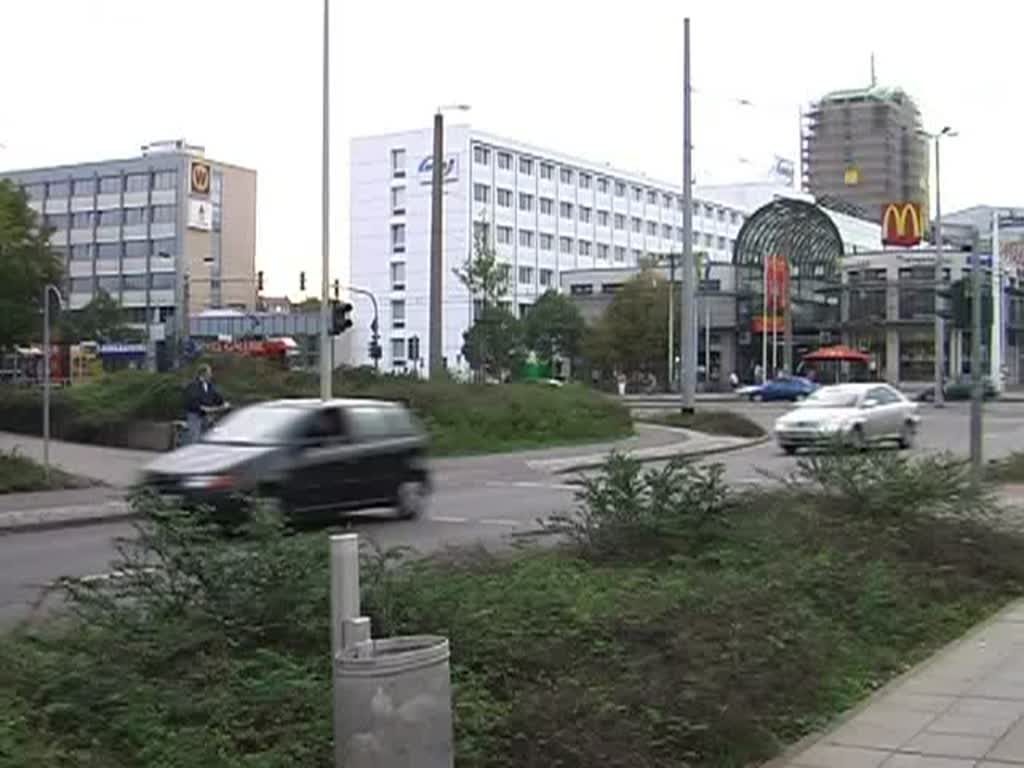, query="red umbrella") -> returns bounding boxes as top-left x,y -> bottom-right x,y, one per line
802,345 -> 871,364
